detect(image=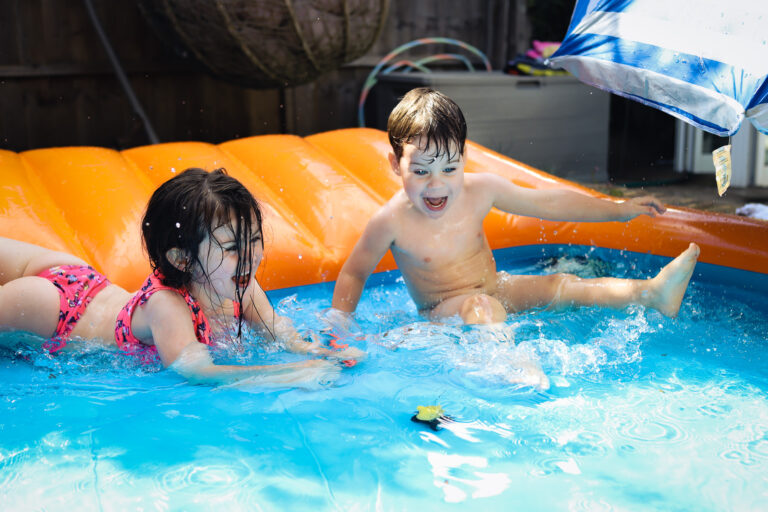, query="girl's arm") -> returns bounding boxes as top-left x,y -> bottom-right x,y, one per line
169,342 -> 340,387
145,291 -> 341,387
